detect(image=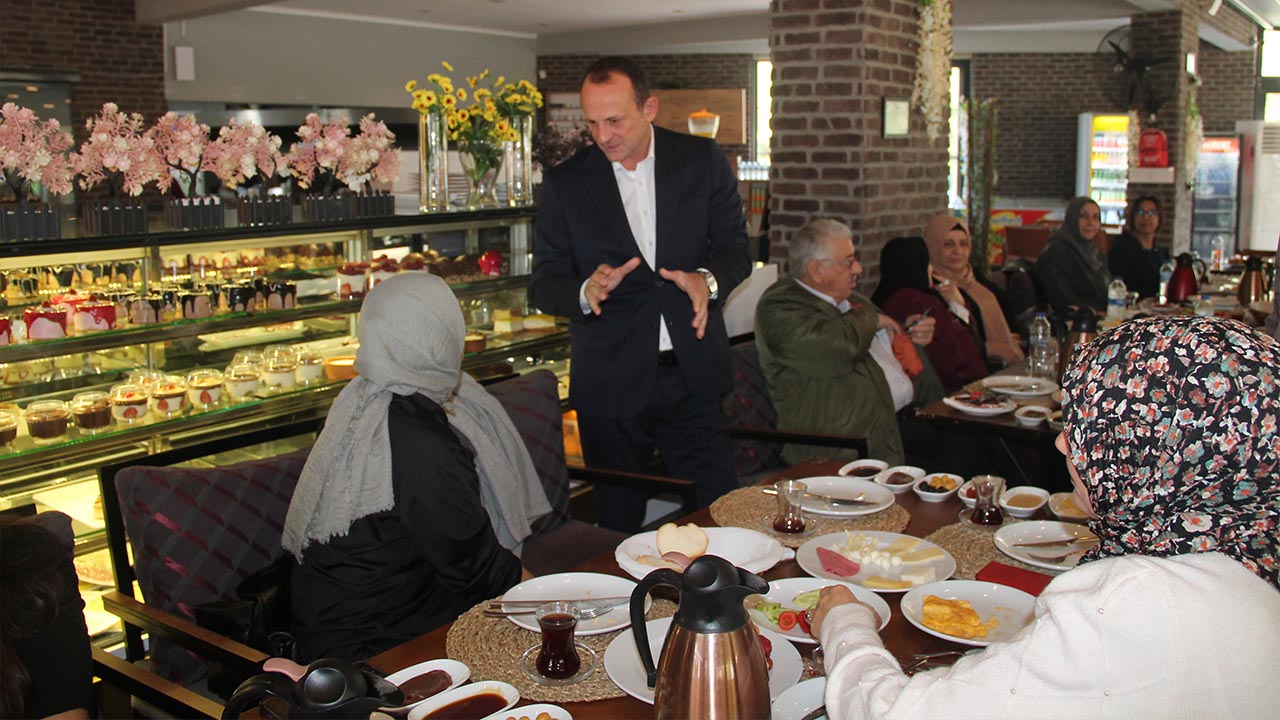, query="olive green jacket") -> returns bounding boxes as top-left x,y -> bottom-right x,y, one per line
755,278 -> 943,466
